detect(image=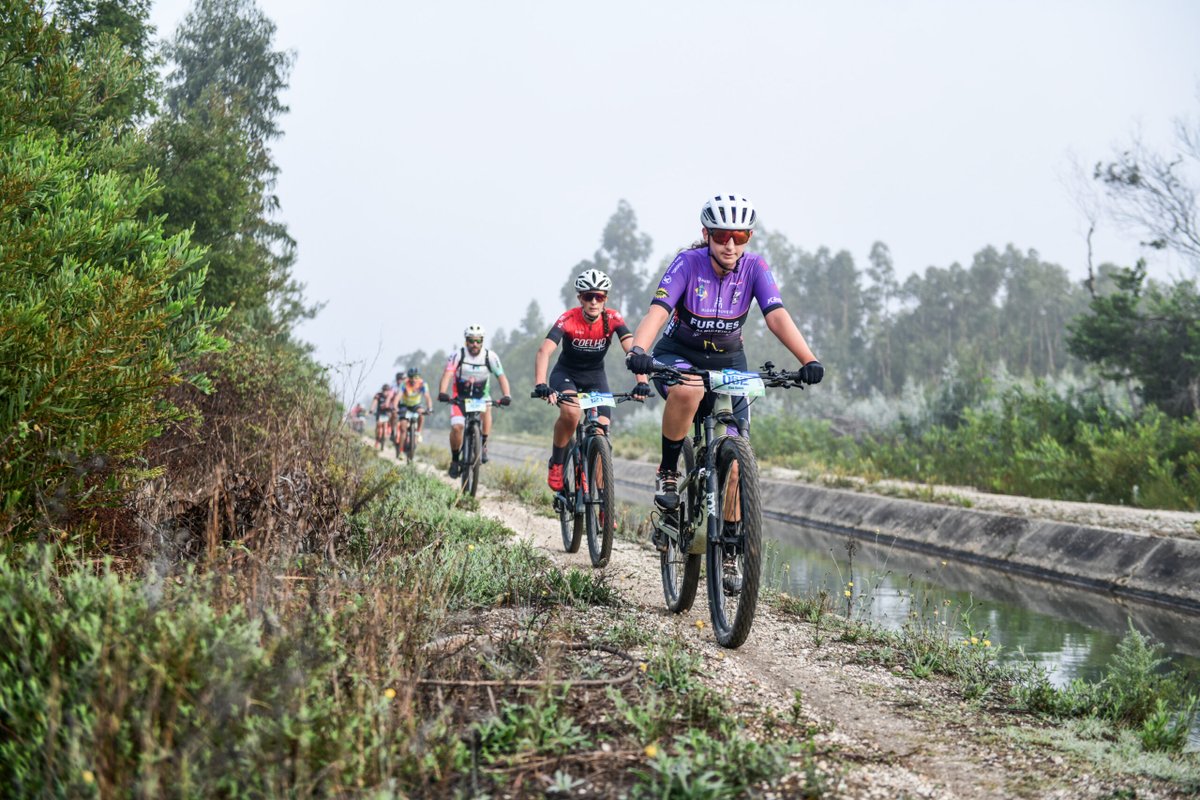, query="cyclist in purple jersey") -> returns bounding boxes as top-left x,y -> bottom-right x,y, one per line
625,193 -> 824,511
